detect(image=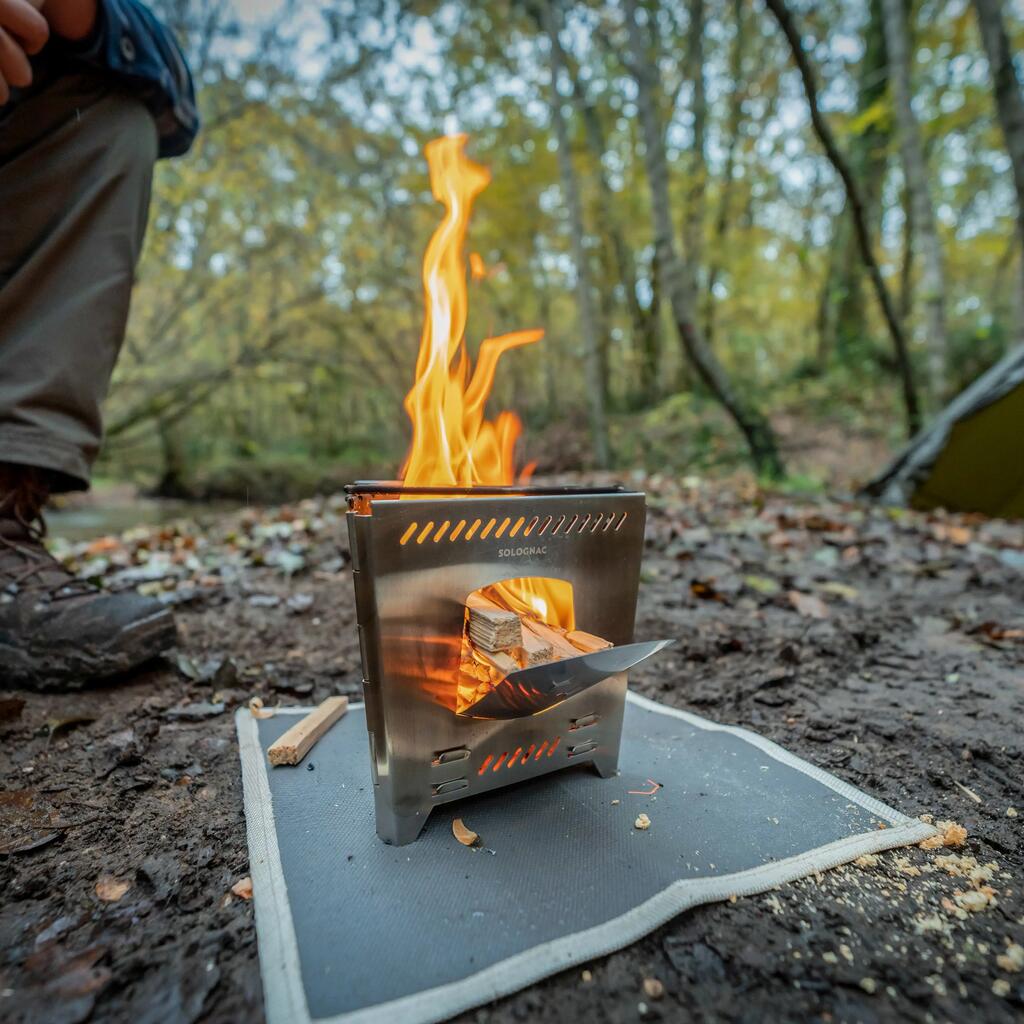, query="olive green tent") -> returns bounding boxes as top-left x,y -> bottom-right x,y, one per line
865,344 -> 1024,519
